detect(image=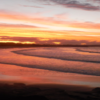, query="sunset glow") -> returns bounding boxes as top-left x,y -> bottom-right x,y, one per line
21,41 -> 36,44
0,0 -> 100,45
1,1 -> 100,98
53,42 -> 61,45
